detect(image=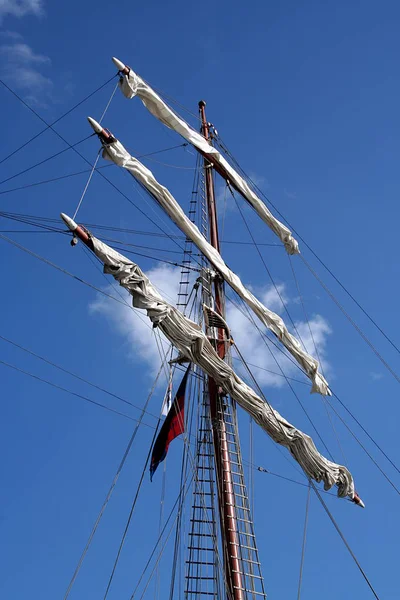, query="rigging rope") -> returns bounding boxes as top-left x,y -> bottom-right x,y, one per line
297,482 -> 311,600
0,333 -> 160,421
62,361 -> 165,600
301,254 -> 400,386
226,291 -> 400,483
0,74 -> 117,166
216,136 -> 400,360
288,255 -> 349,468
72,150 -> 101,220
0,133 -> 94,186
0,79 -> 203,264
310,481 -> 381,599
102,422 -> 161,600
0,358 -> 145,425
